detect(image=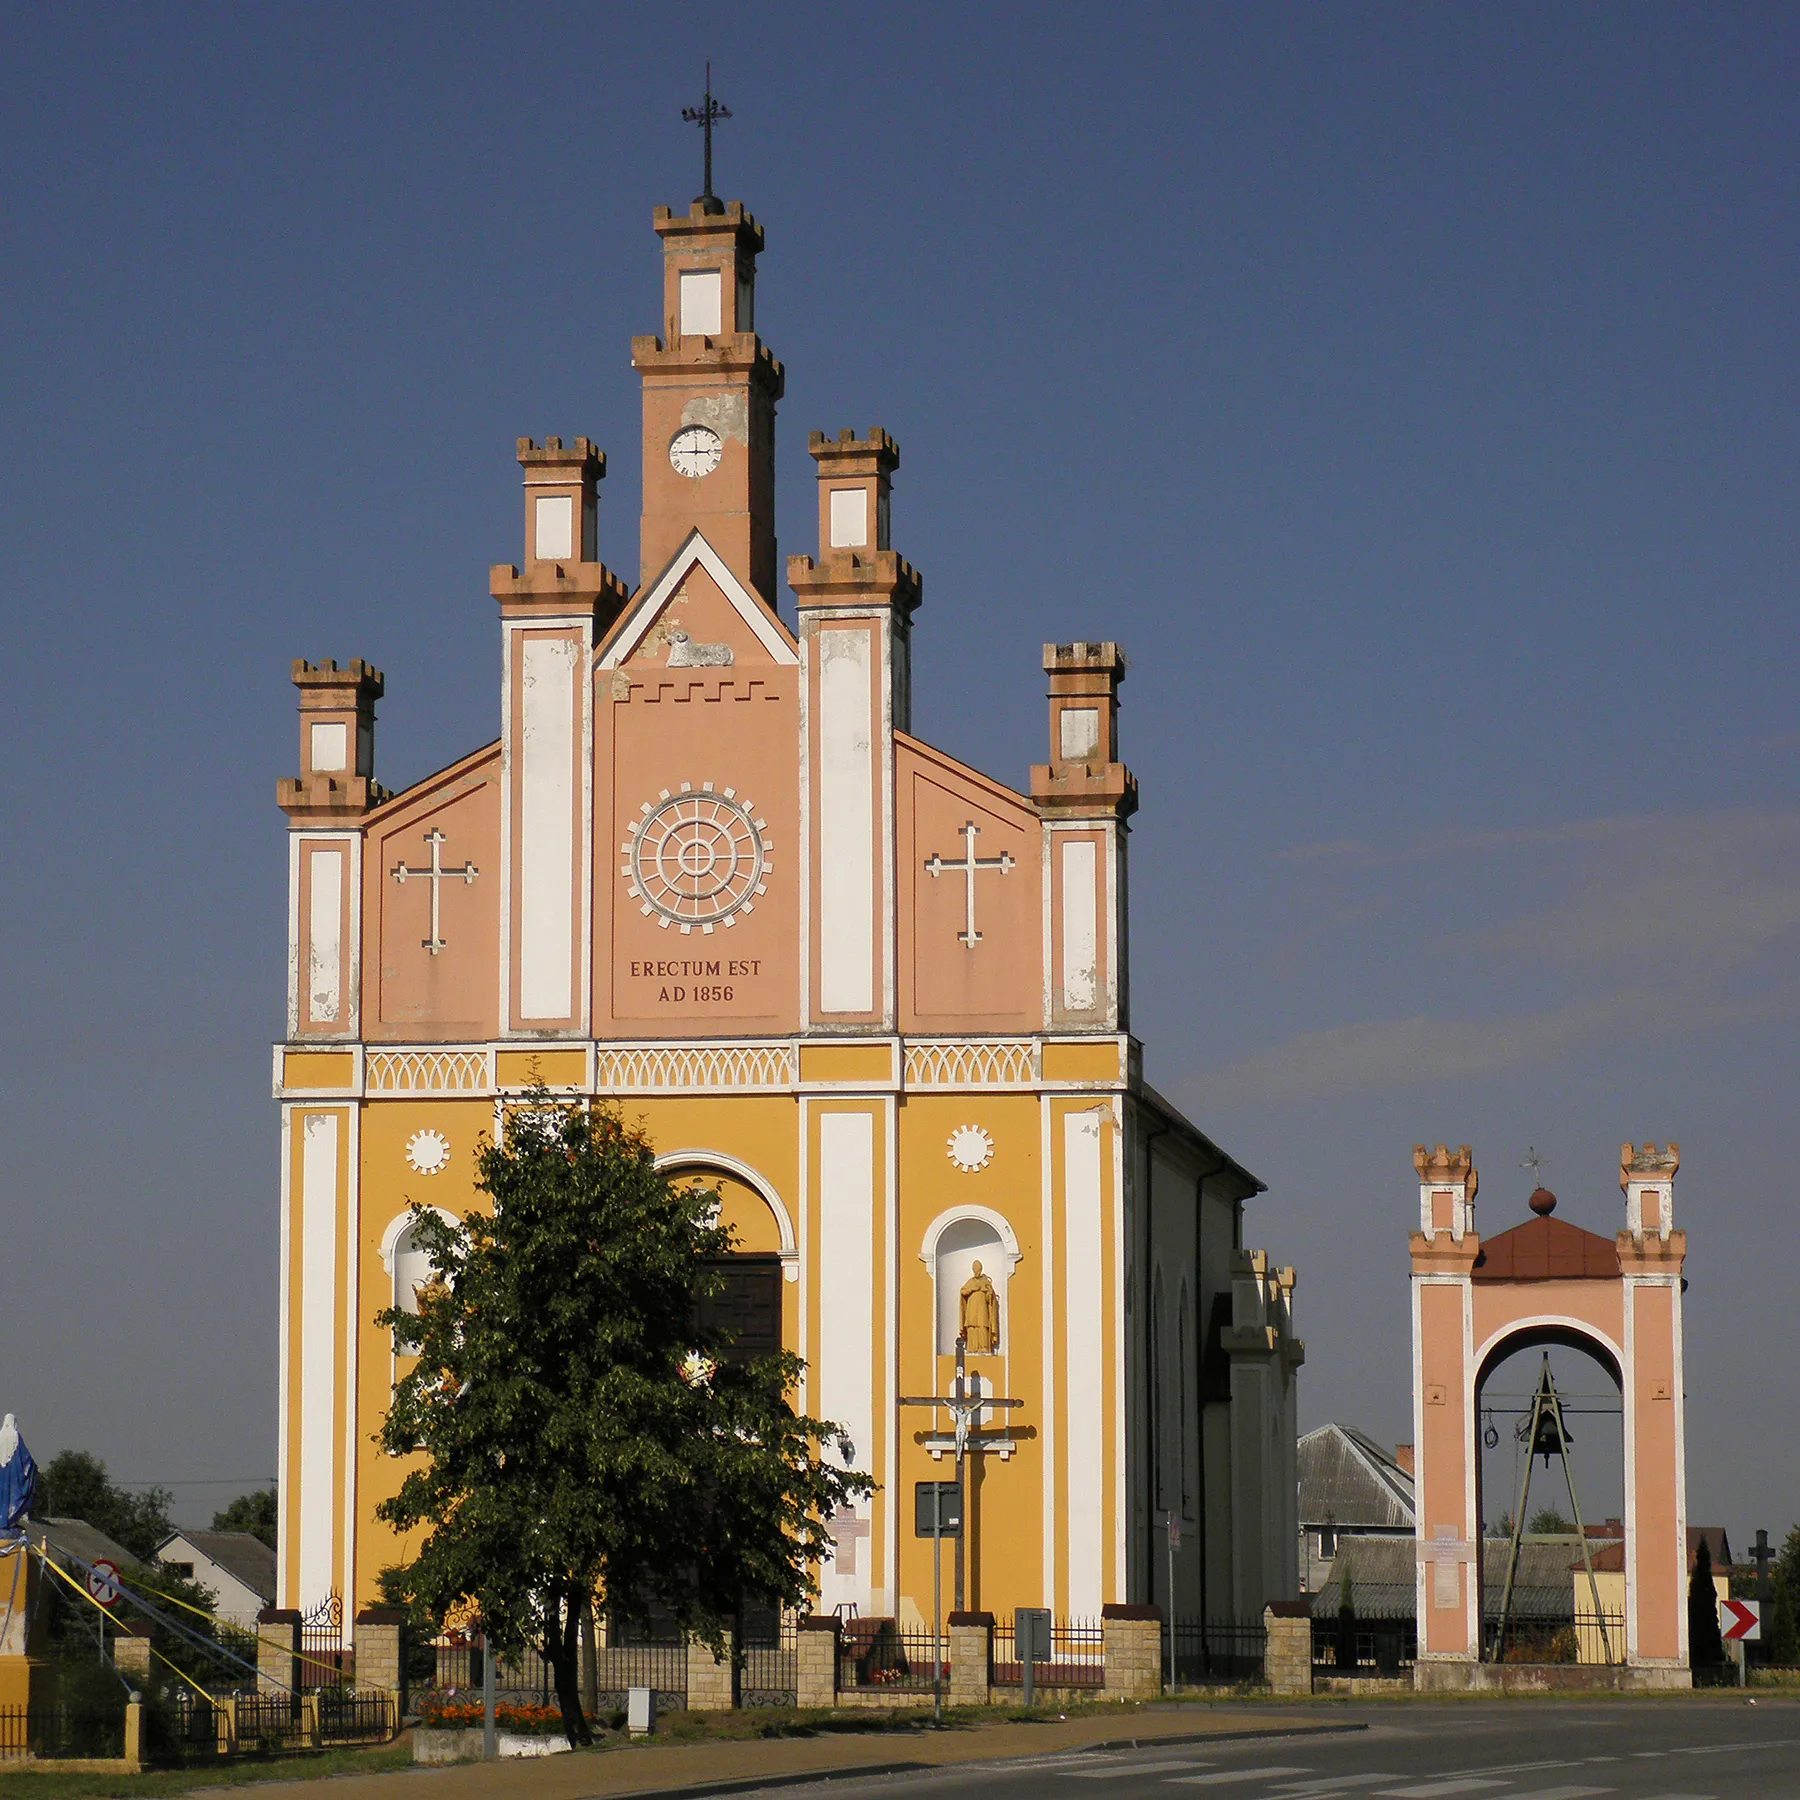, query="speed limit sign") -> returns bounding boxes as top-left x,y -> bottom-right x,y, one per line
86,1559 -> 122,1607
